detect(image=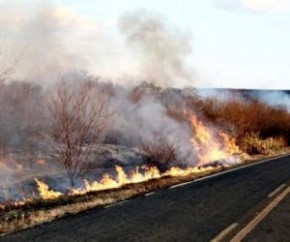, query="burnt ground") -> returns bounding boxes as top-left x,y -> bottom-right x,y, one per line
1,155 -> 290,242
